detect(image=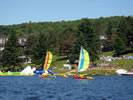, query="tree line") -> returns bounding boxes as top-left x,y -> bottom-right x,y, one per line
0,16 -> 133,71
